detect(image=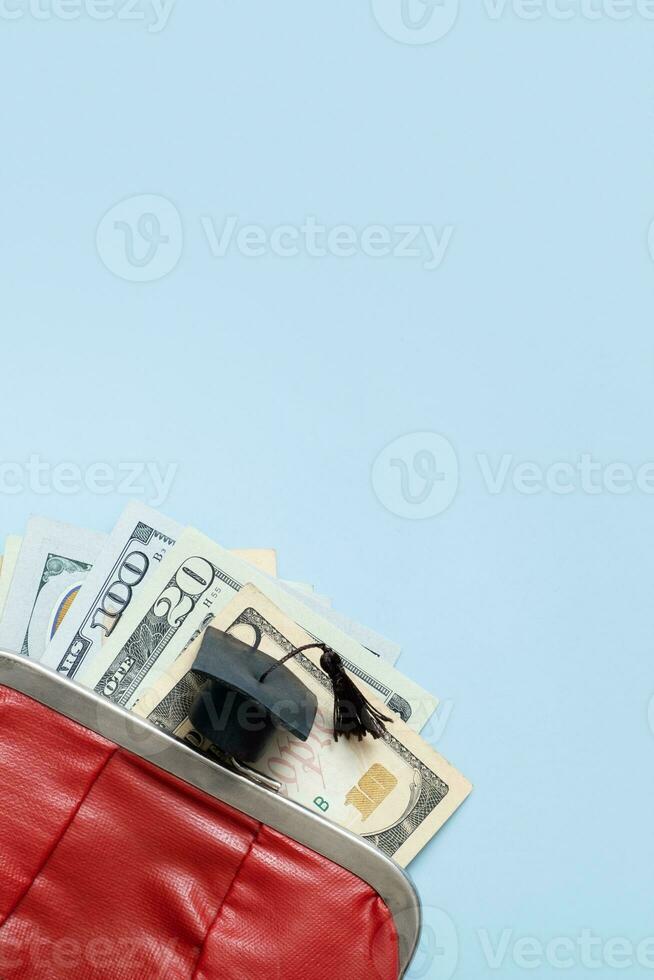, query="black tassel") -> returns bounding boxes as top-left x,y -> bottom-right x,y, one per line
260,642 -> 393,742
318,648 -> 392,742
